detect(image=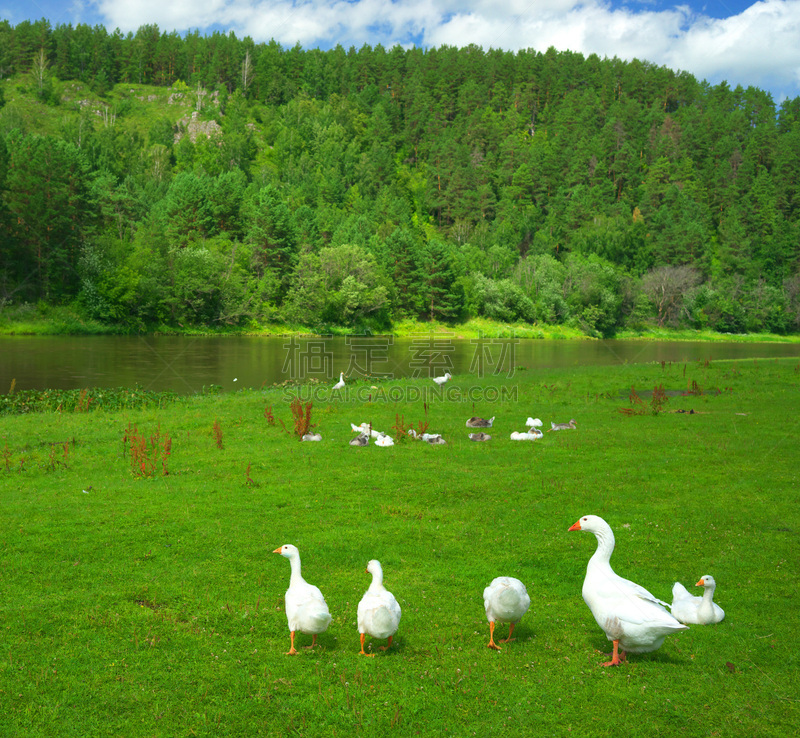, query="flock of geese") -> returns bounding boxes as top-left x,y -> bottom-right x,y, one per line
300,415 -> 578,446
273,516 -> 724,663
305,372 -> 579,445
291,373 -> 724,663
302,416 -> 578,446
